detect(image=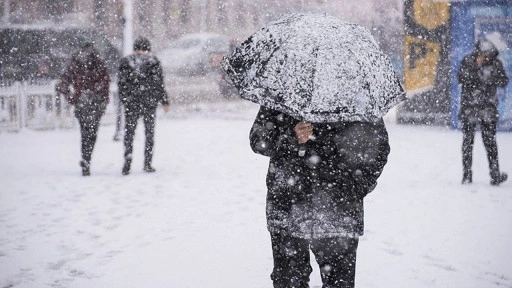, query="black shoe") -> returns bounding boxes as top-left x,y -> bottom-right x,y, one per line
462,172 -> 472,184
122,163 -> 131,175
143,166 -> 156,173
80,160 -> 90,176
122,158 -> 132,175
491,173 -> 507,186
